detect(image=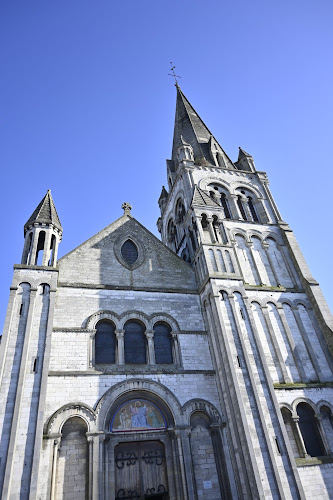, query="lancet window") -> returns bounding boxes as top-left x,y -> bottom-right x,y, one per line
124,320 -> 146,364
95,320 -> 116,364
